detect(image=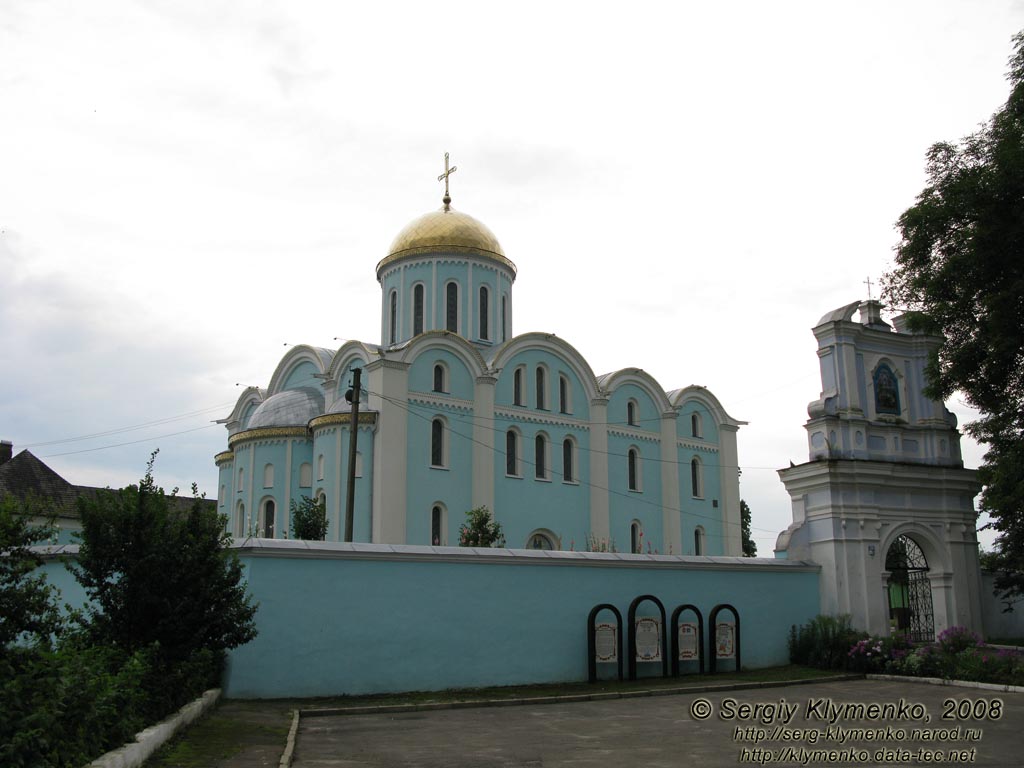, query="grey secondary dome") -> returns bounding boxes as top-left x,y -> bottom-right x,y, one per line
247,388 -> 324,429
